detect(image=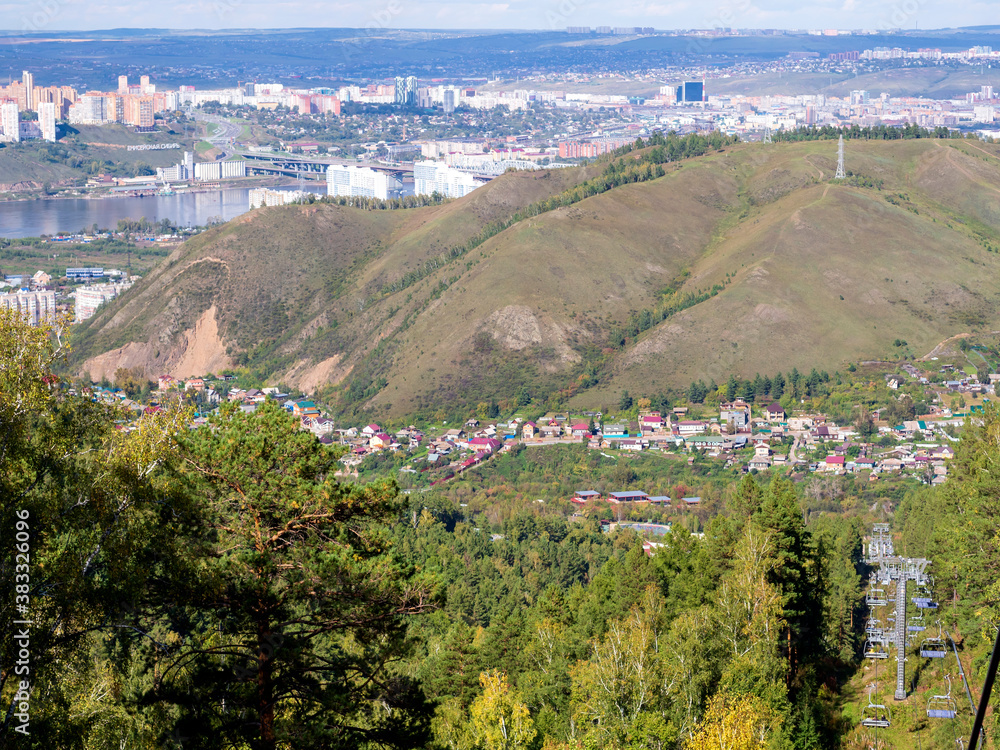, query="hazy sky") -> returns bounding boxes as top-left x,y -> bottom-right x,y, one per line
4,0 -> 991,33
